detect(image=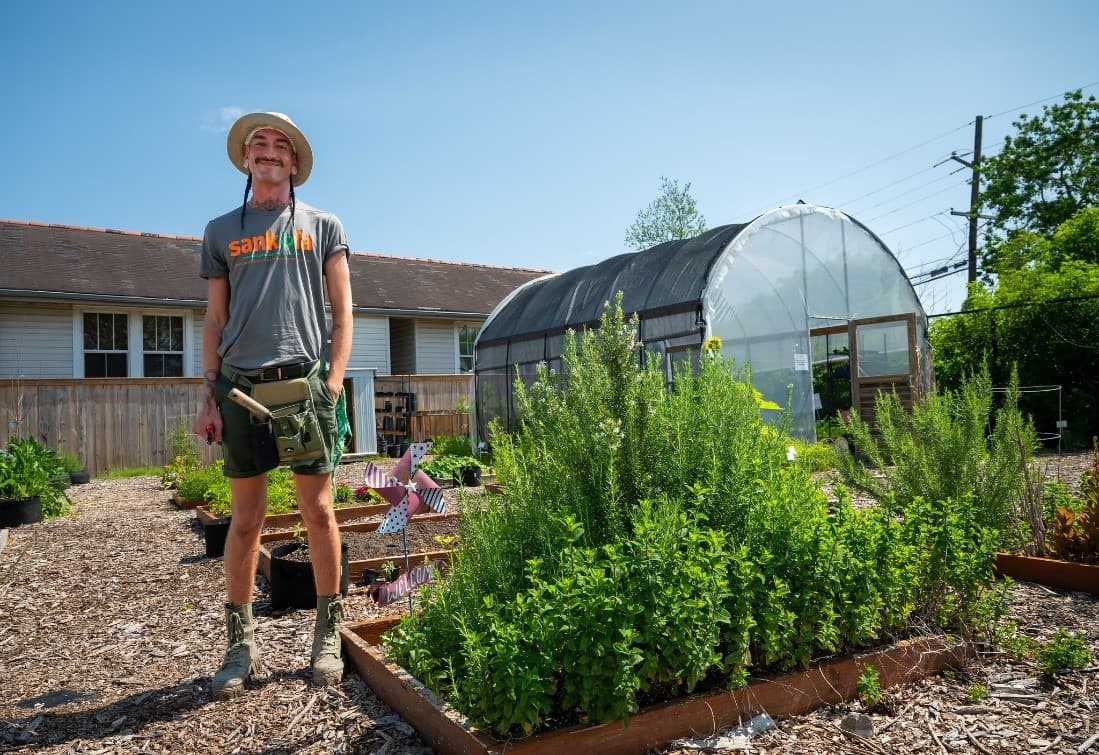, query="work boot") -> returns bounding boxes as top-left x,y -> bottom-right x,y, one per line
211,603 -> 263,700
311,594 -> 344,686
